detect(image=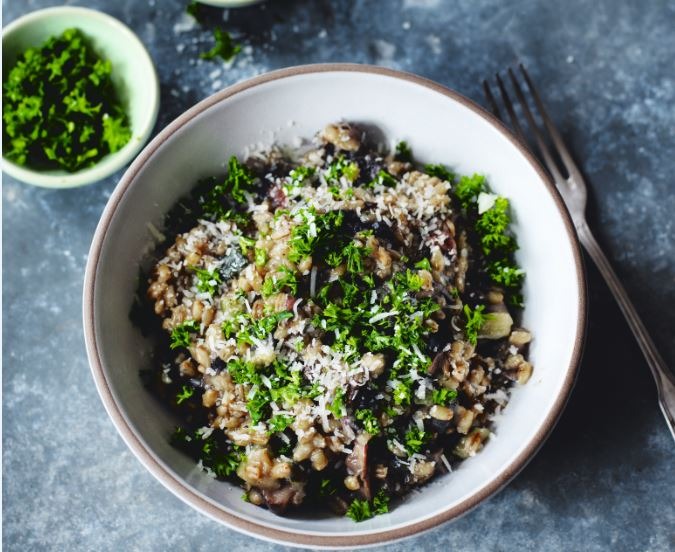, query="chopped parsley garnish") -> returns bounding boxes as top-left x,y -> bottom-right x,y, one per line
200,28 -> 242,63
201,156 -> 256,219
325,237 -> 372,273
463,304 -> 487,346
238,235 -> 255,254
414,258 -> 432,271
319,478 -> 337,496
261,266 -> 298,297
225,358 -> 256,385
189,265 -> 222,296
284,166 -> 315,195
171,426 -> 244,478
404,426 -> 428,454
367,169 -> 397,188
431,387 -> 458,406
325,156 -> 359,182
476,196 -> 516,255
392,380 -> 413,406
253,247 -> 268,266
399,268 -> 424,292
488,259 -> 525,290
170,320 -> 200,349
424,163 -> 454,181
288,207 -> 344,263
254,247 -> 268,267
346,489 -> 390,522
355,409 -> 380,434
246,391 -> 270,424
176,385 -> 195,404
395,140 -> 413,162
226,357 -> 314,423
267,414 -> 294,434
3,28 -> 131,171
329,388 -> 345,418
454,173 -> 486,208
237,311 -> 293,346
